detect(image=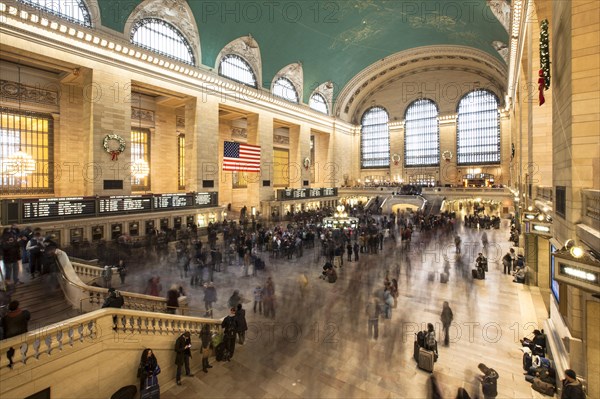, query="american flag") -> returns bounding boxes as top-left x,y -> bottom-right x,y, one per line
223,141 -> 261,172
